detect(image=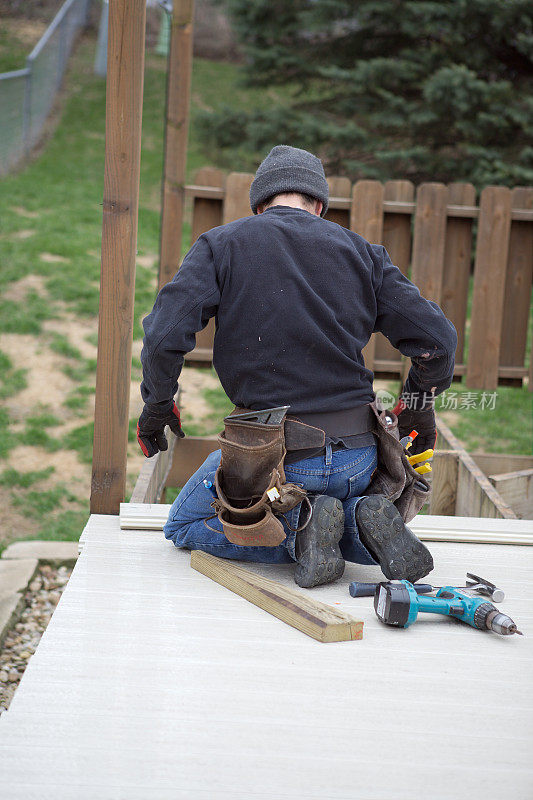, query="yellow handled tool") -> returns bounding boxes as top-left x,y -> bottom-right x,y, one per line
407,448 -> 434,475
